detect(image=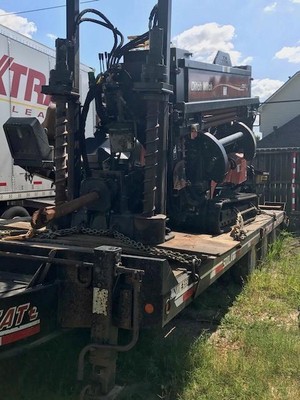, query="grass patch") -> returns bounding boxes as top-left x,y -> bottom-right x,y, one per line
179,233 -> 300,400
180,323 -> 300,400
